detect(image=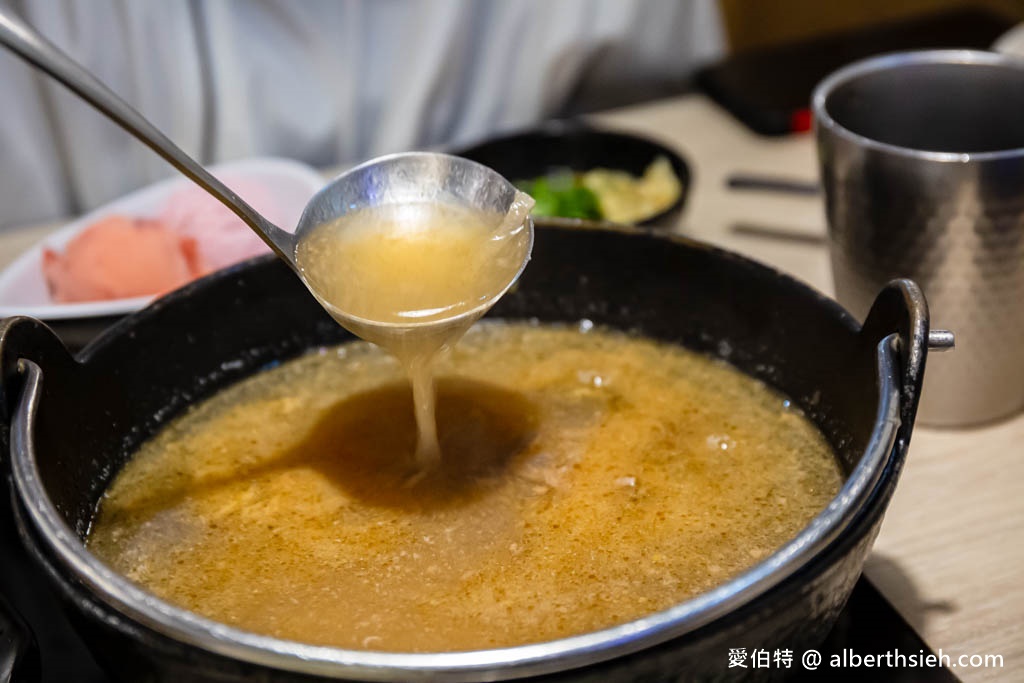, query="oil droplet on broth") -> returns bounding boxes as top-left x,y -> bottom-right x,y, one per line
295,198 -> 532,465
